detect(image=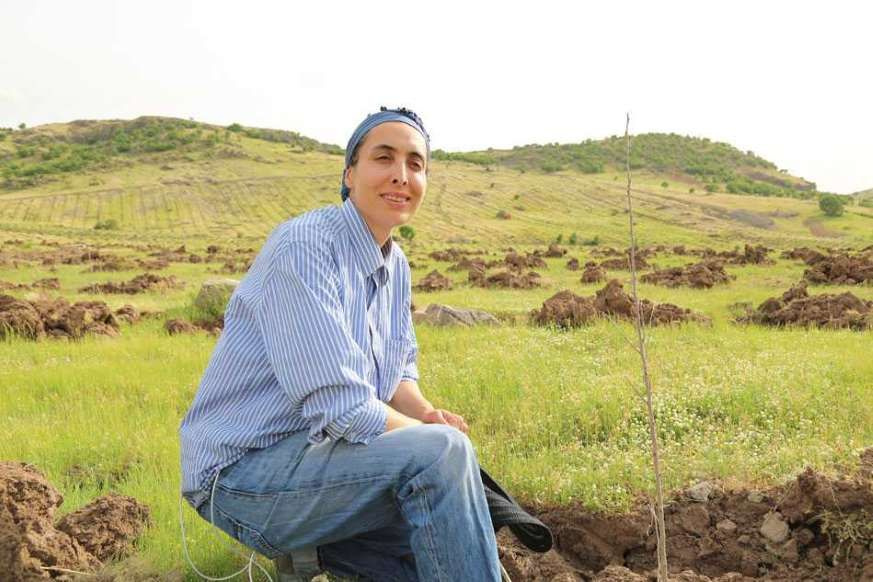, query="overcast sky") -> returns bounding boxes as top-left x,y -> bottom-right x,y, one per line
2,1 -> 871,193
